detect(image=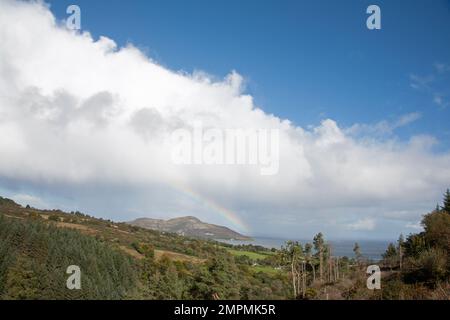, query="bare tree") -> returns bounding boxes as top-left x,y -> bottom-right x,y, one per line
282,241 -> 305,298
398,234 -> 404,270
